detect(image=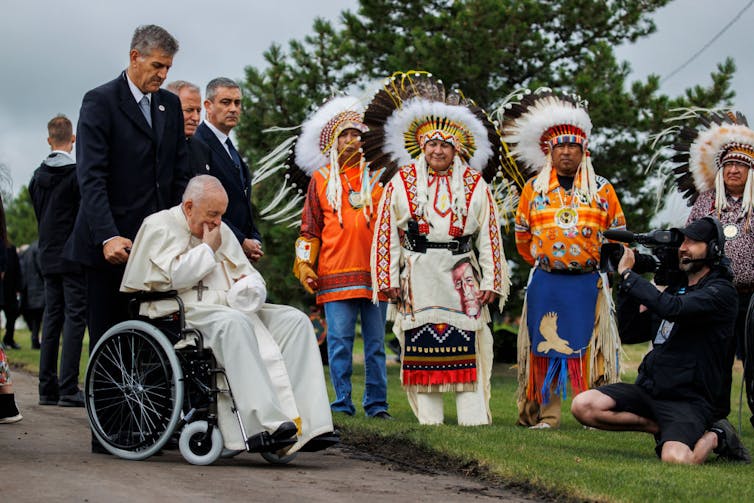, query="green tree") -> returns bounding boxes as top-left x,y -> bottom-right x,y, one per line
237,0 -> 737,311
5,186 -> 38,246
